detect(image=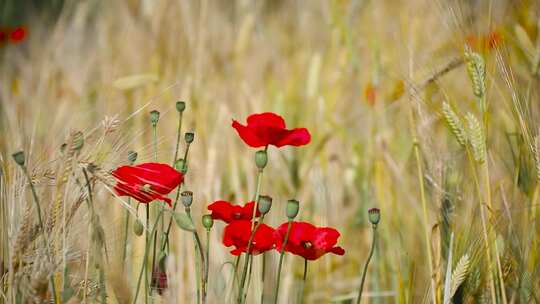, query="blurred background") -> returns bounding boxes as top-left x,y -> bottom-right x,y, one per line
1,0 -> 540,303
